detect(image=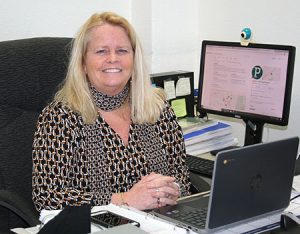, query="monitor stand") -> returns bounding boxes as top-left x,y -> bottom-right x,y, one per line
210,119 -> 264,156
243,119 -> 264,146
